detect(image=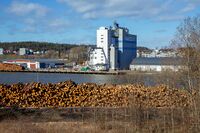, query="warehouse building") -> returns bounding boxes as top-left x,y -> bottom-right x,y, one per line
130,57 -> 183,72
3,59 -> 40,70
89,22 -> 137,70
3,59 -> 65,70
